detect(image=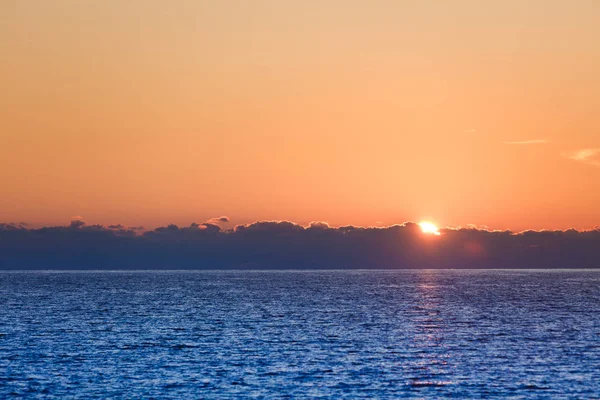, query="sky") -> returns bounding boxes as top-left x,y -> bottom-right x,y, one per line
2,0 -> 600,231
